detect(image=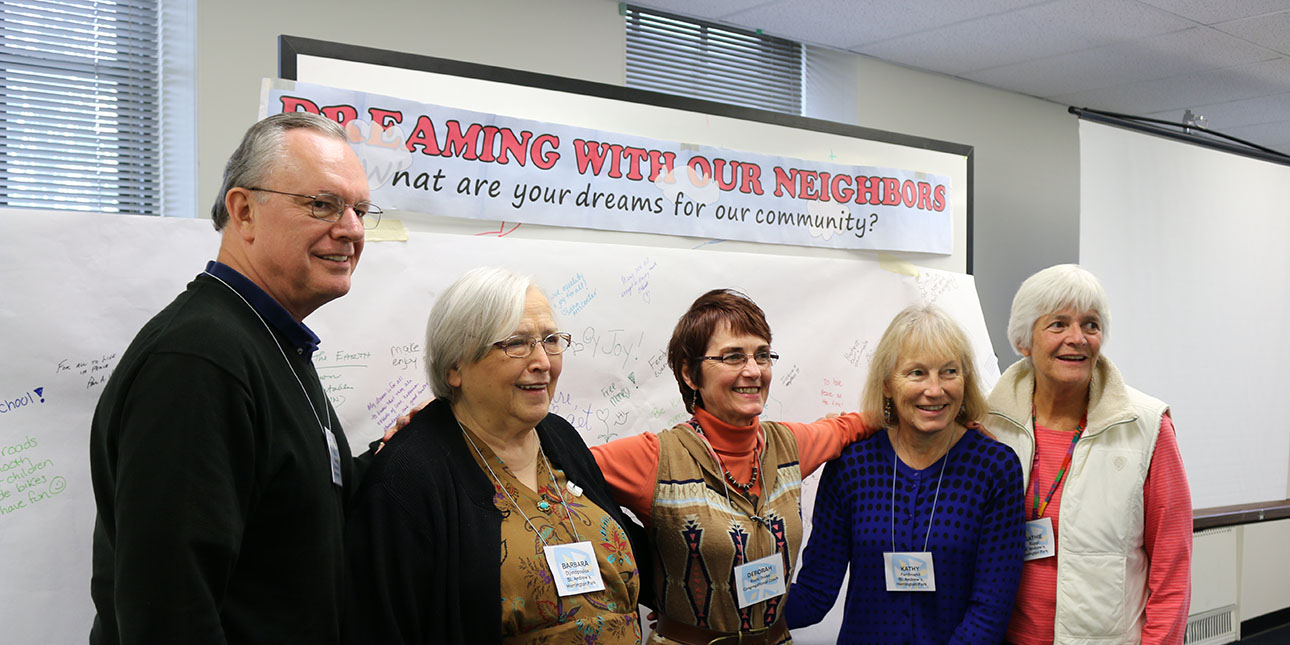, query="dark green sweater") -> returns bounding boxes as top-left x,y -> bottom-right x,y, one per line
90,273 -> 354,645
